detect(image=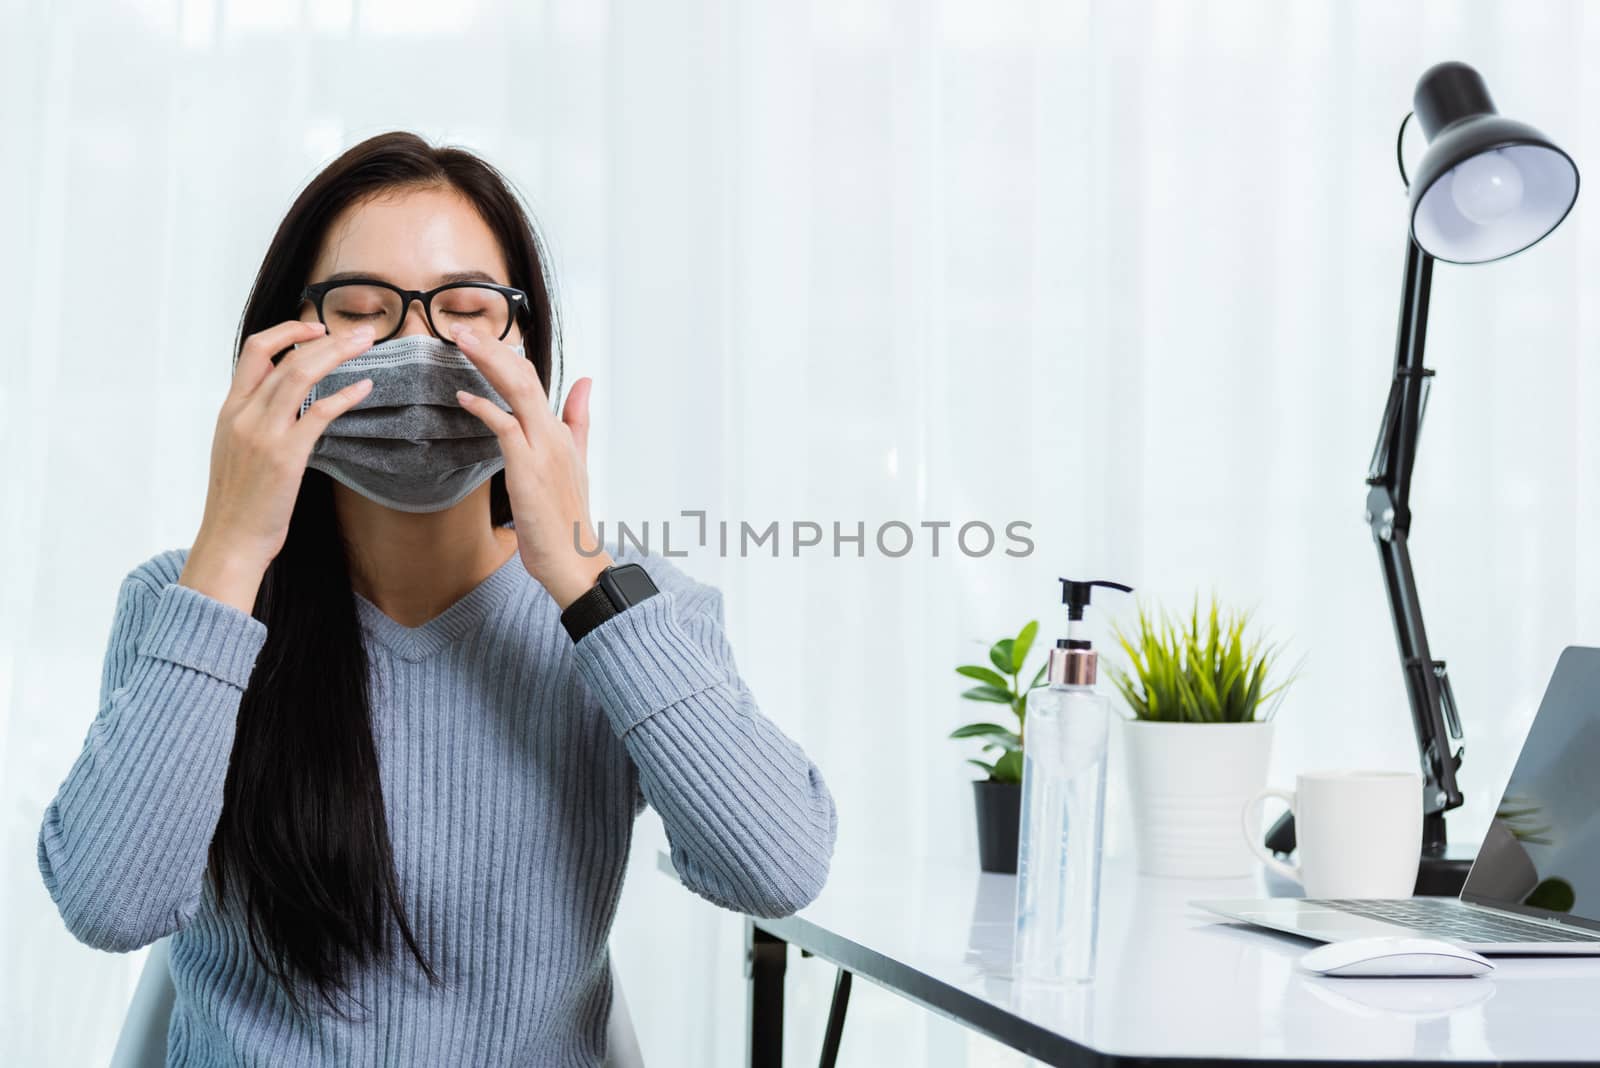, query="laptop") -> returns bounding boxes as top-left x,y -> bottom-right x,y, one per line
1195,645 -> 1600,954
